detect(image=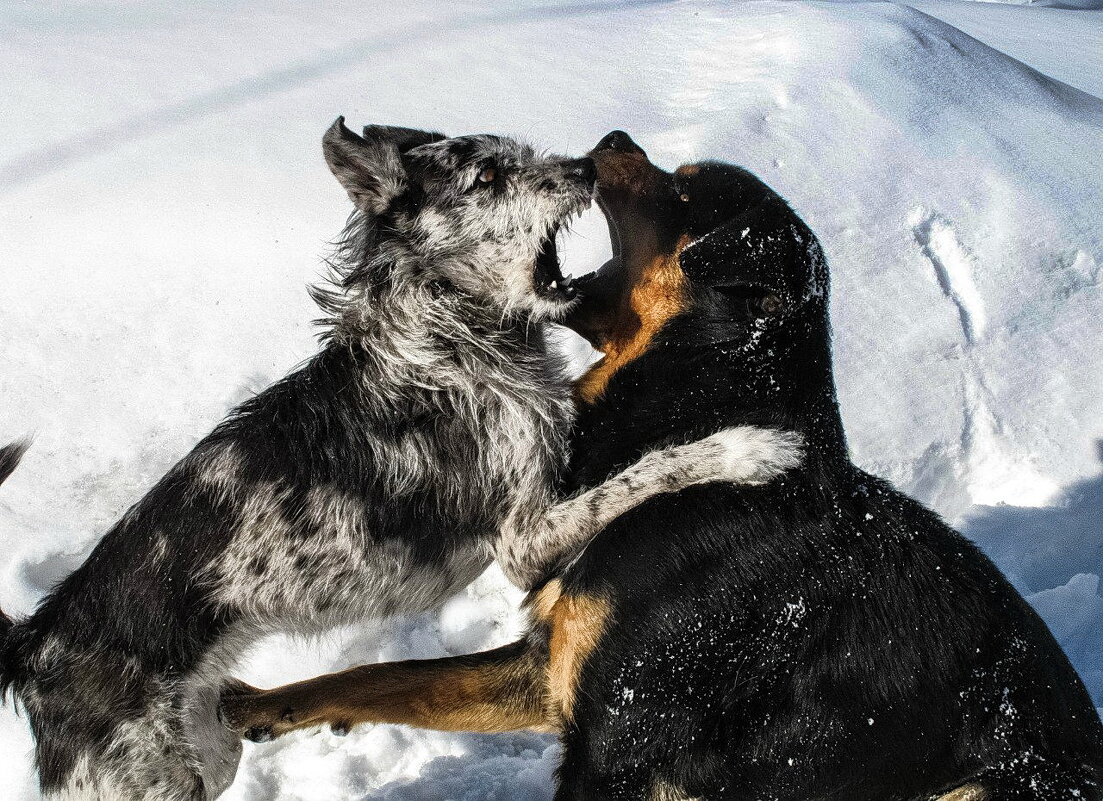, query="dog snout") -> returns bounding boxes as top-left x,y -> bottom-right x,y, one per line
565,157 -> 597,188
593,130 -> 645,156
